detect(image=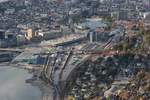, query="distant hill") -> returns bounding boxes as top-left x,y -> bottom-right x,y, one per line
0,0 -> 8,2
